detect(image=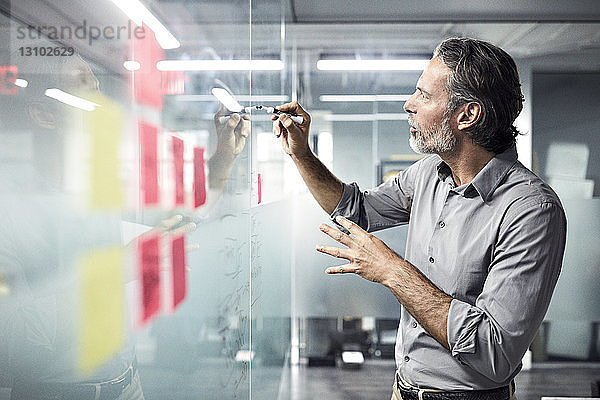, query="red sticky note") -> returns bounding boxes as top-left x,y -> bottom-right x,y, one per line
0,65 -> 18,95
162,71 -> 185,95
140,122 -> 159,206
171,235 -> 187,309
172,136 -> 185,207
257,173 -> 262,204
139,235 -> 160,325
133,23 -> 164,110
193,147 -> 206,208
